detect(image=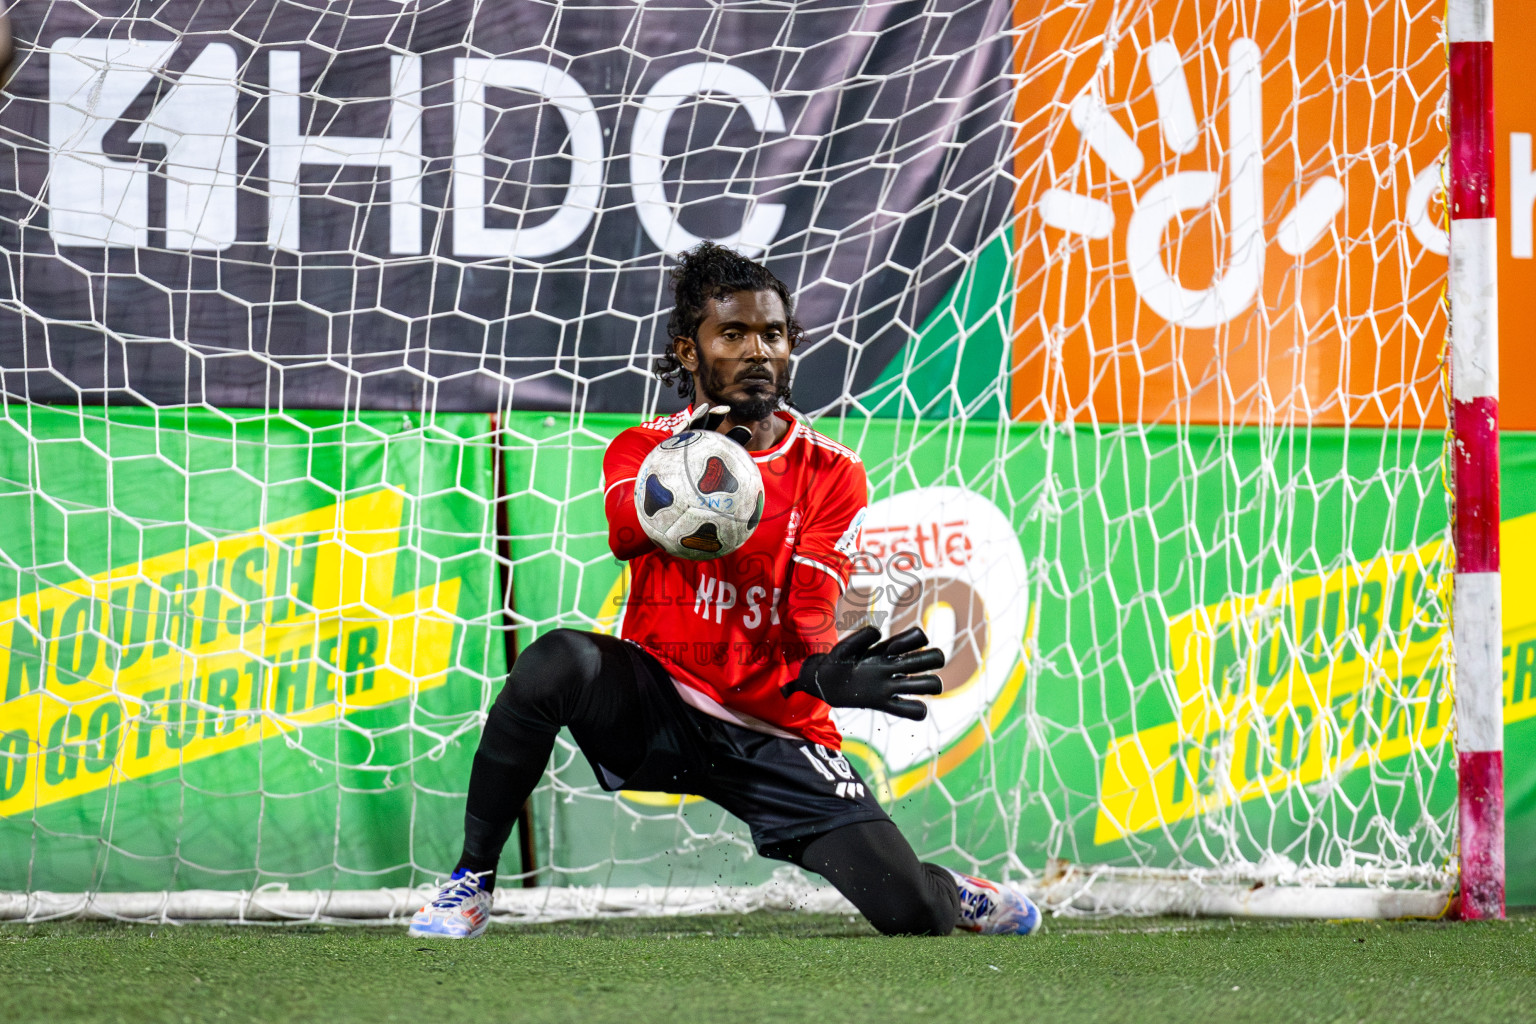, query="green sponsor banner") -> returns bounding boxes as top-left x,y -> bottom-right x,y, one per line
506,412 -> 1536,902
0,407 -> 502,892
5,405 -> 1536,903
